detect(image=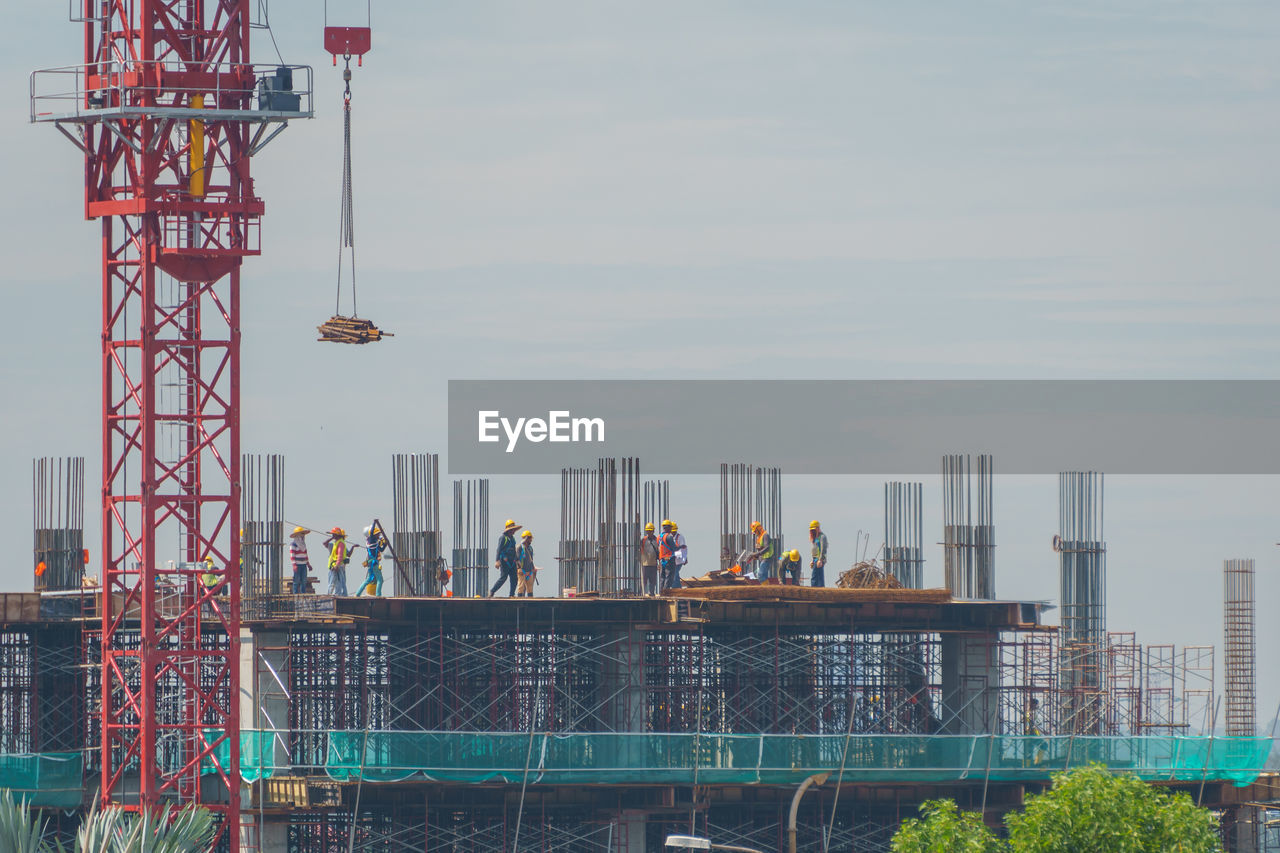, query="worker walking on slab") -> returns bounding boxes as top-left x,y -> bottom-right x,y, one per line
489,519 -> 521,597
672,521 -> 688,579
322,527 -> 351,596
289,526 -> 311,593
356,522 -> 389,597
747,521 -> 776,580
658,519 -> 680,591
779,549 -> 802,585
809,520 -> 829,587
639,522 -> 660,596
516,529 -> 537,597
